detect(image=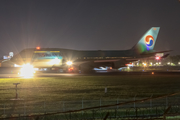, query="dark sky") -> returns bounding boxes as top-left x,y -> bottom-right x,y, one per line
0,0 -> 180,56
